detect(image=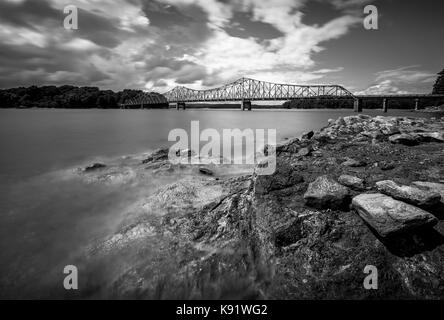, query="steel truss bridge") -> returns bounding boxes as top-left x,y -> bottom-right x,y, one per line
120,77 -> 444,112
